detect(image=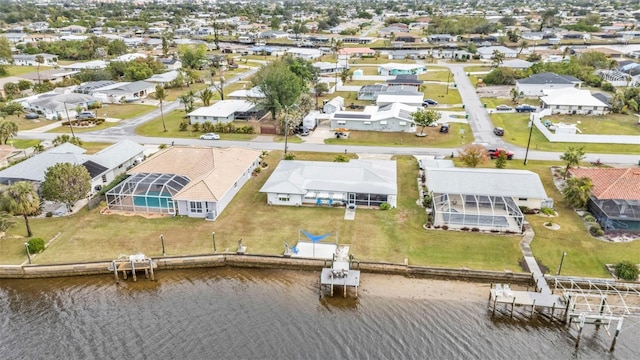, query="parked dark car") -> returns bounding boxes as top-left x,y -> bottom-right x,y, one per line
76,111 -> 96,120
493,127 -> 504,136
25,113 -> 40,119
439,123 -> 450,133
422,98 -> 438,106
515,104 -> 537,113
